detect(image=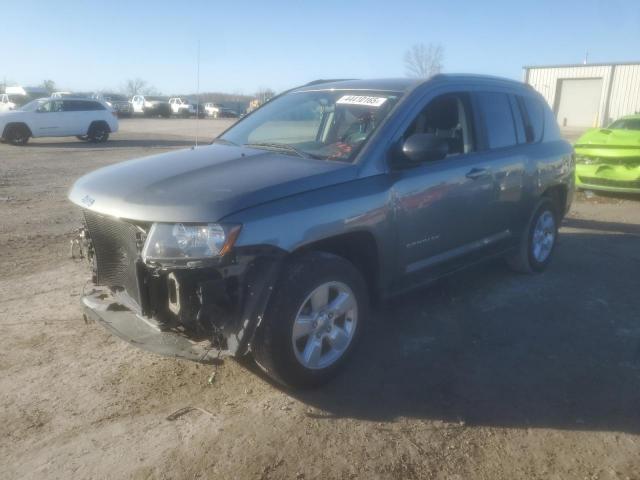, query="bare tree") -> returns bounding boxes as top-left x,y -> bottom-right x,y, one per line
255,87 -> 276,104
404,43 -> 444,78
121,78 -> 158,96
40,79 -> 56,93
